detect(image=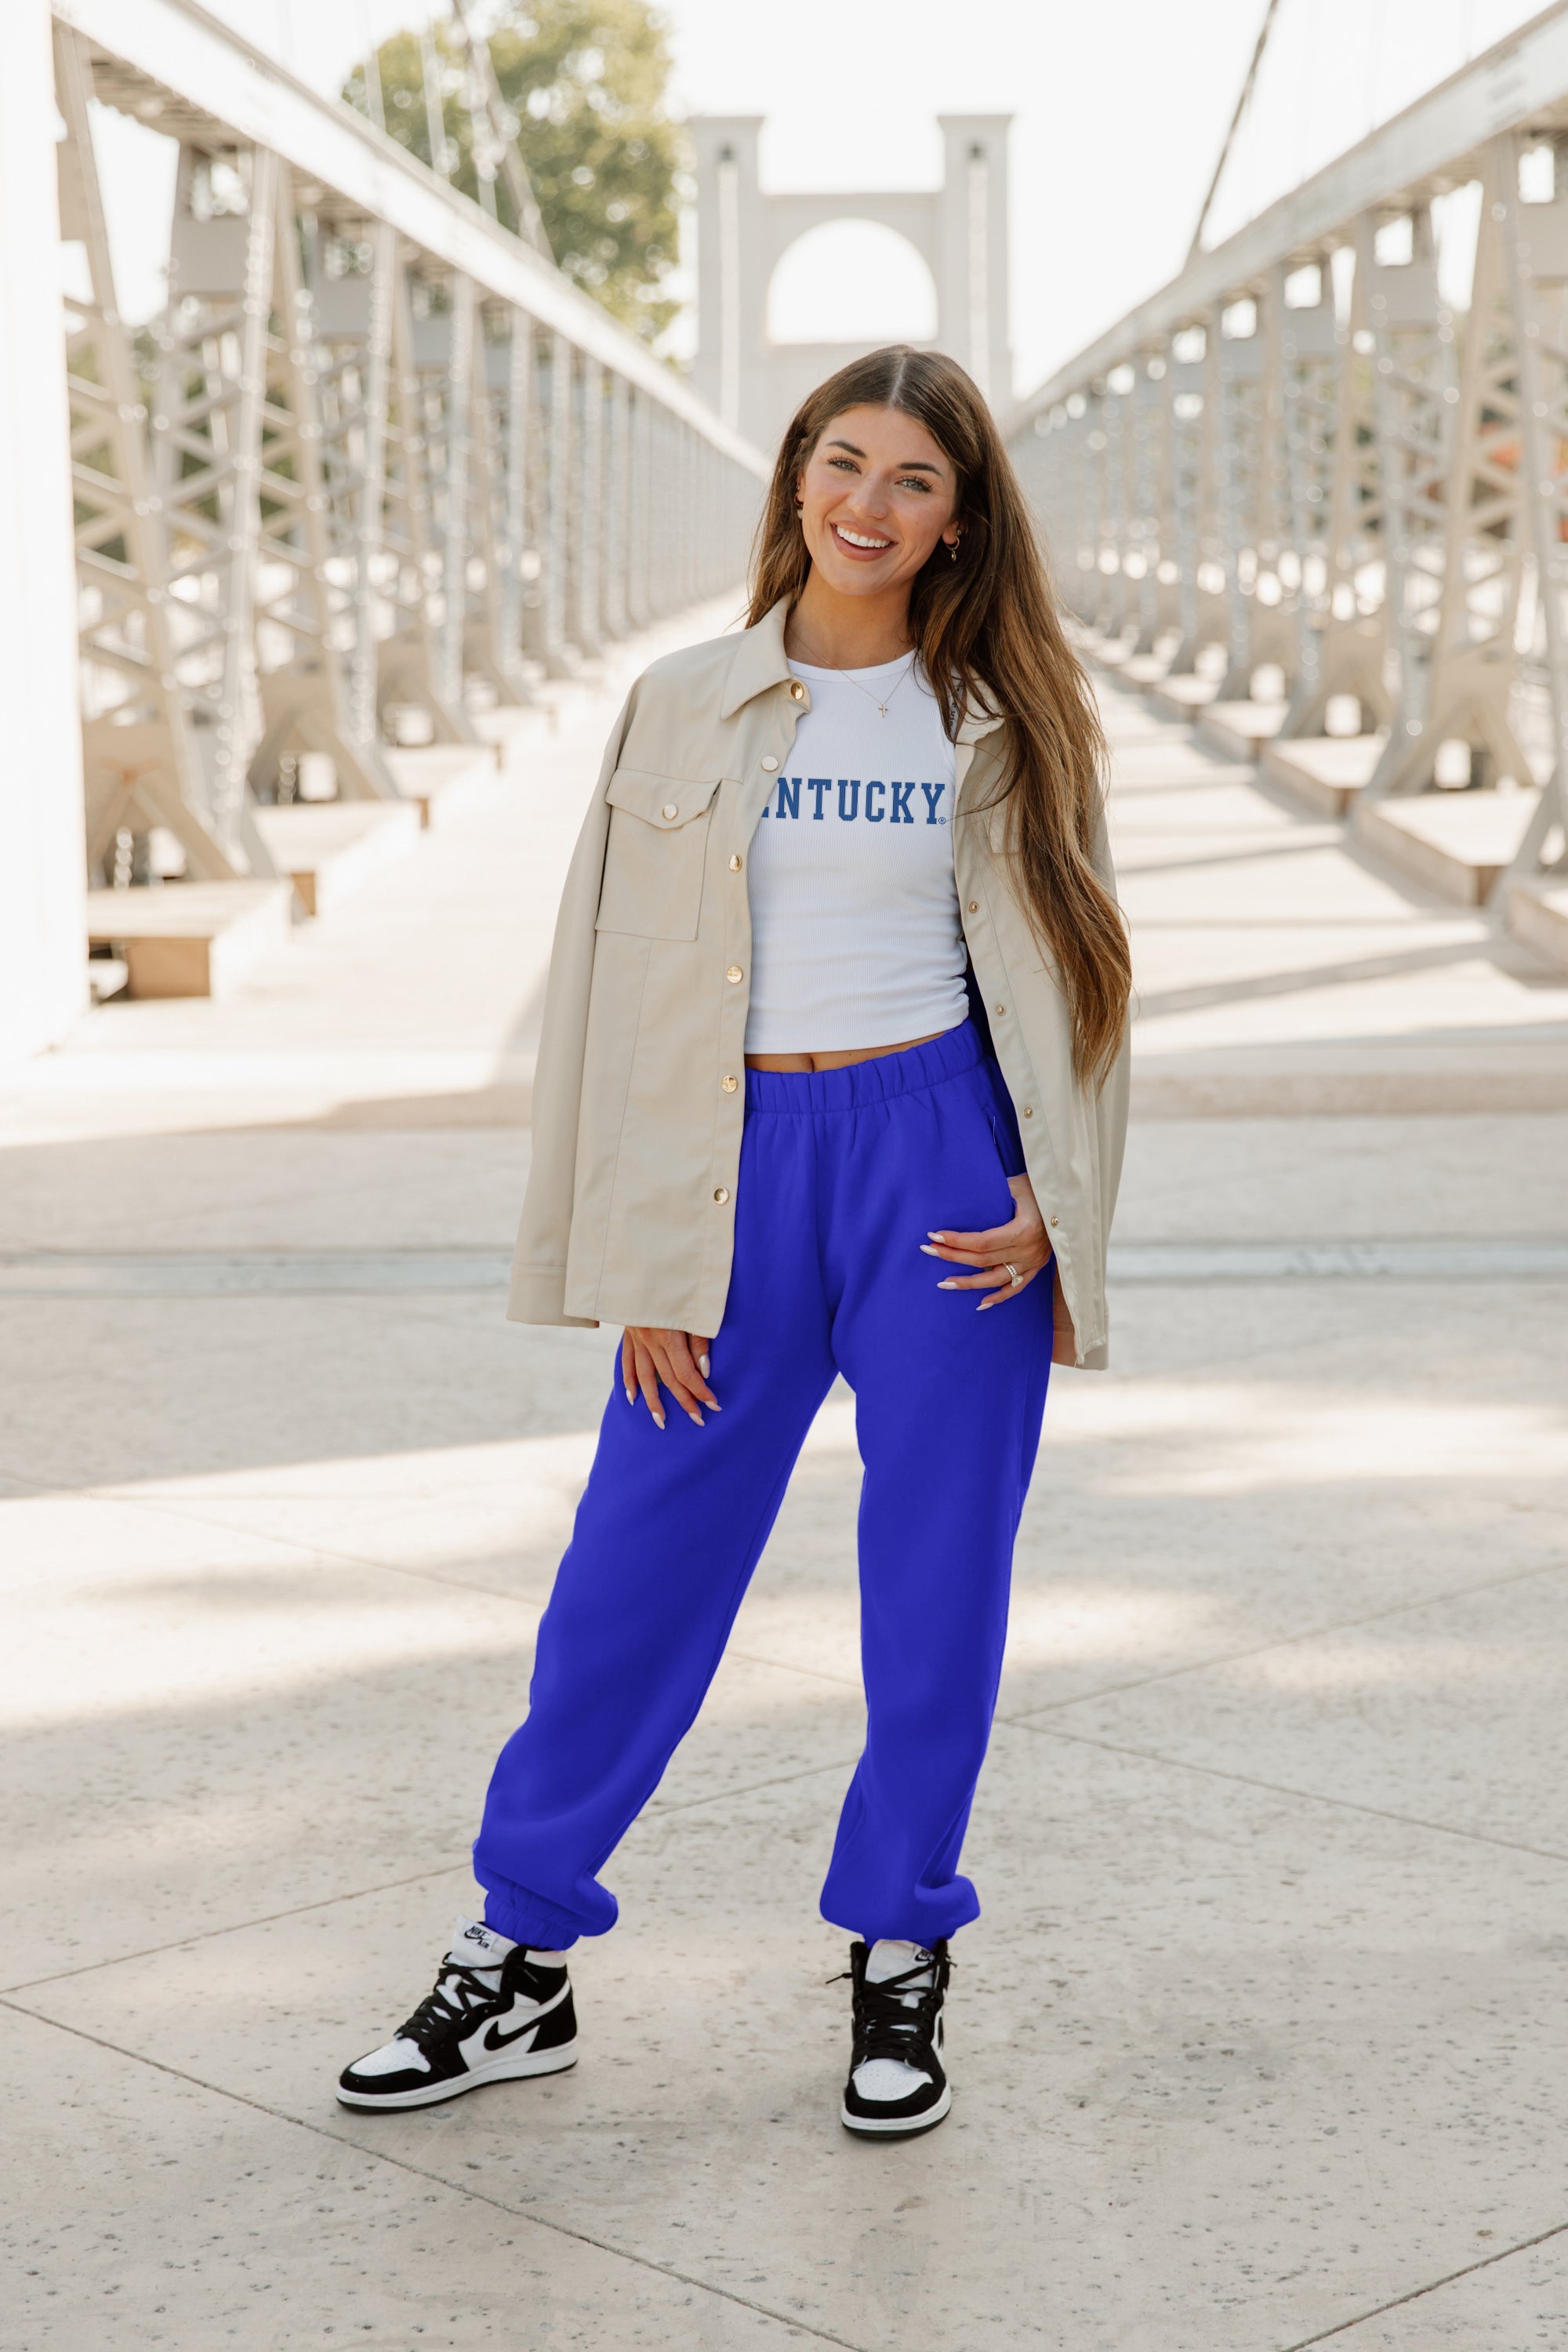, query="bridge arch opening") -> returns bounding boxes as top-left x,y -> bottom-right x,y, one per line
766,220 -> 938,347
